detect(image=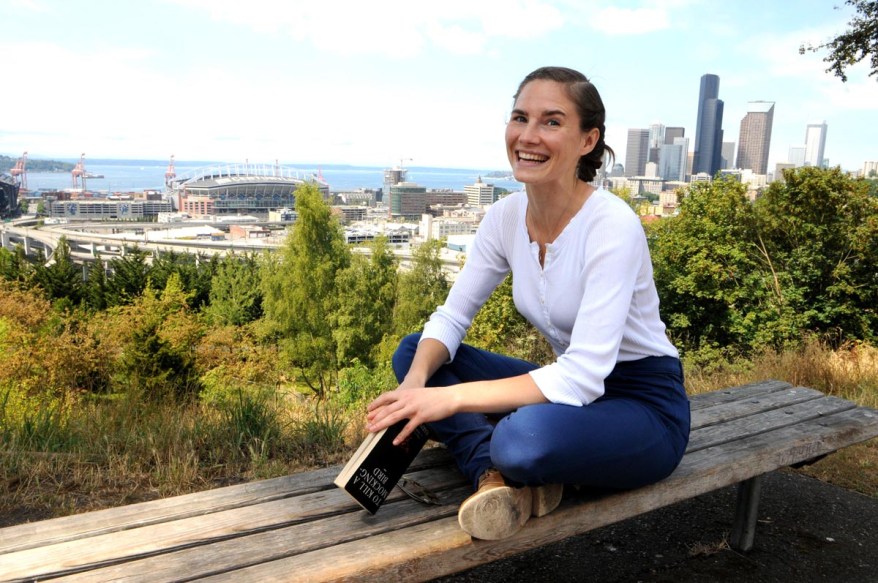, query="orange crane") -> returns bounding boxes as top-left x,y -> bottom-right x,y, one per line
165,154 -> 176,186
10,151 -> 27,190
71,153 -> 86,189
